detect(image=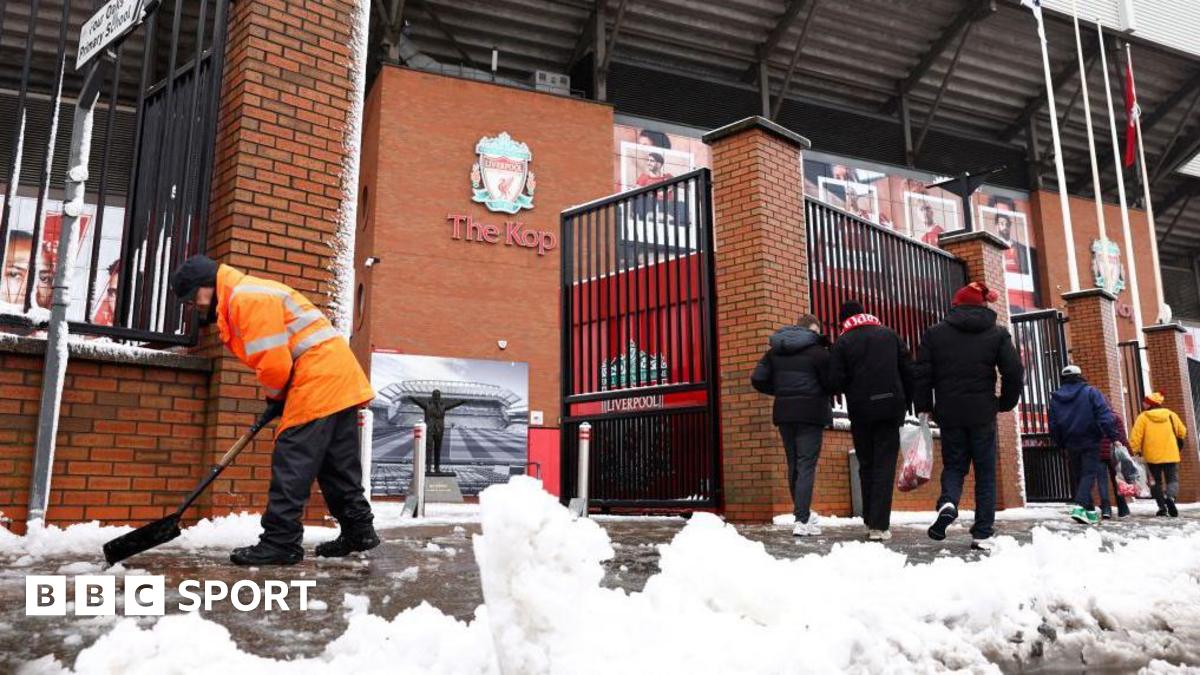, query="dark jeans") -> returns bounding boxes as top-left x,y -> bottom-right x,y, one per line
1148,462 -> 1181,506
851,419 -> 901,531
1098,460 -> 1127,513
779,423 -> 824,523
1067,447 -> 1102,509
261,407 -> 374,554
937,422 -> 997,539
